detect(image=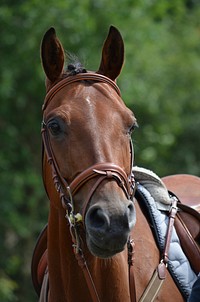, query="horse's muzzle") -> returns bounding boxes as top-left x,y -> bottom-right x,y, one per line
85,200 -> 136,258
